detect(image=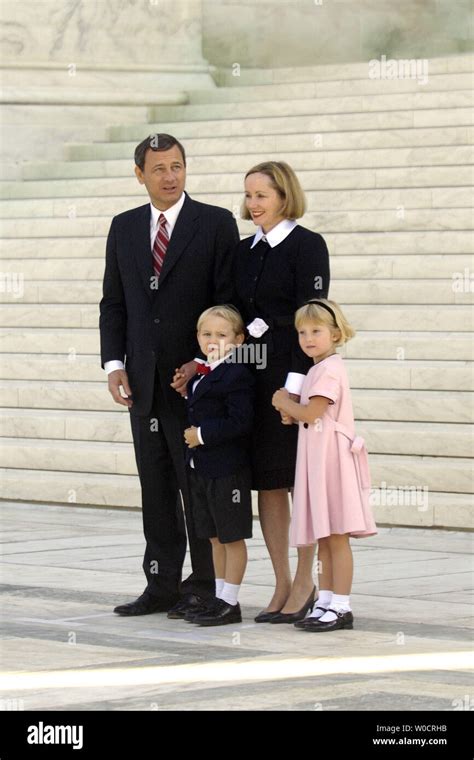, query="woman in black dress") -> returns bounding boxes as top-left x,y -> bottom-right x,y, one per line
234,161 -> 330,623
